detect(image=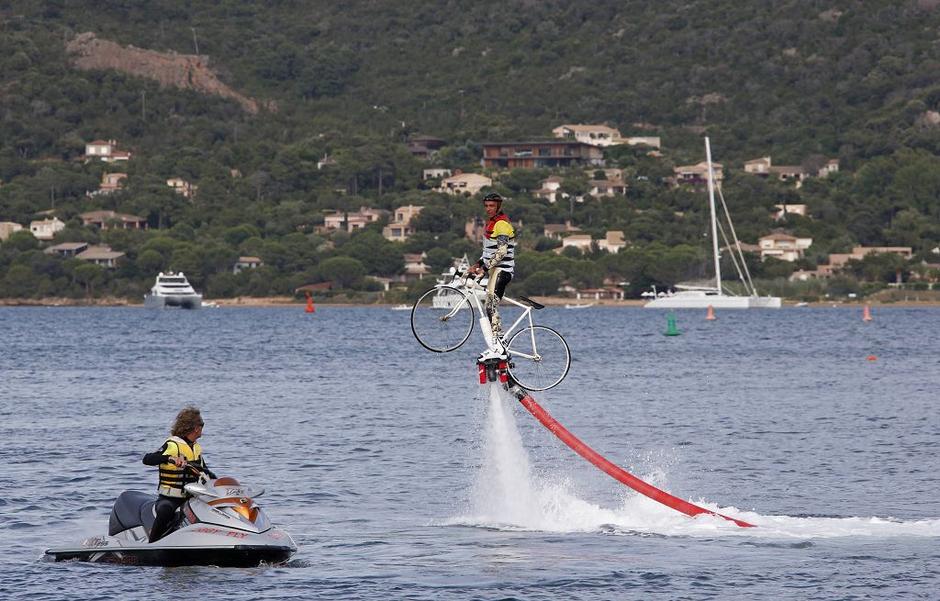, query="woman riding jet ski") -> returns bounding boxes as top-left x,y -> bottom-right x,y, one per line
45,407 -> 296,566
